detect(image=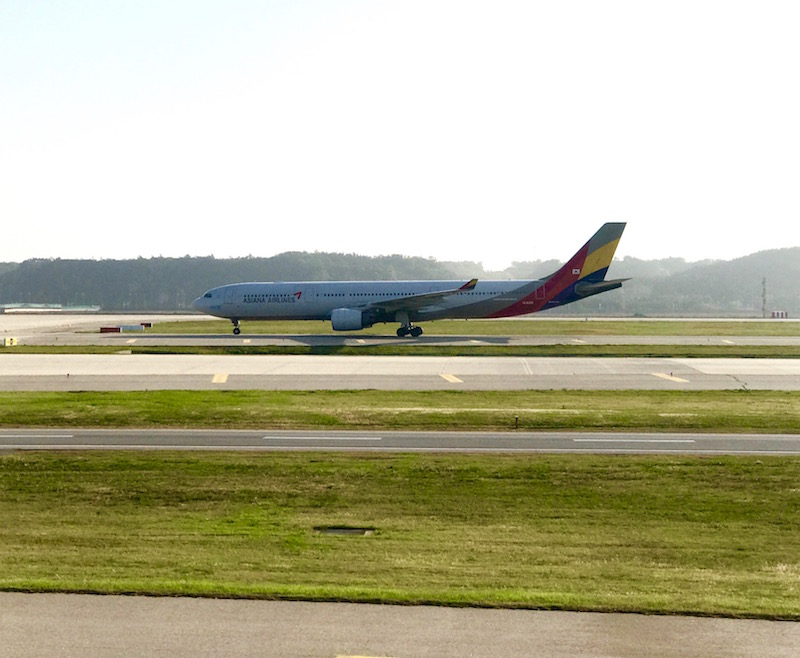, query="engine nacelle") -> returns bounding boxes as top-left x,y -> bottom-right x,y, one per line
331,307 -> 367,331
